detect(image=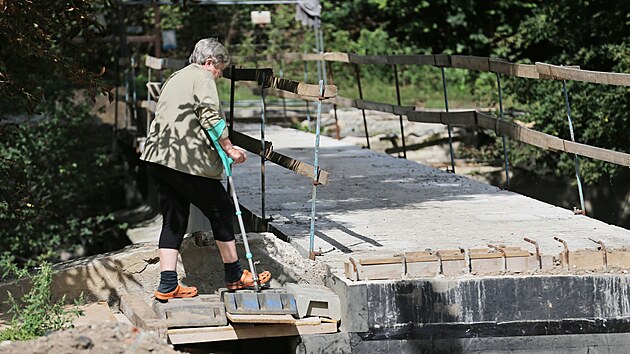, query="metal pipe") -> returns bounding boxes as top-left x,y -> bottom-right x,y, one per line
260,72 -> 267,229
329,61 -> 340,139
314,26 -> 322,84
393,64 -> 407,159
496,73 -> 510,189
309,80 -> 324,259
441,67 -> 456,173
562,80 -> 586,215
304,59 -> 311,129
317,22 -> 327,85
354,63 -> 370,149
229,64 -> 236,135
279,59 -> 288,124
